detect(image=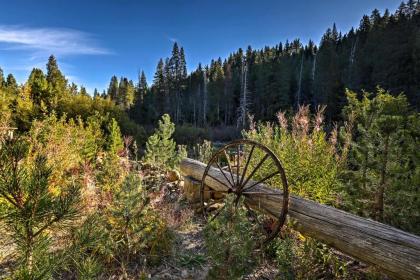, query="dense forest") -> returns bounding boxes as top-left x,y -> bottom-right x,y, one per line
0,1 -> 419,279
115,1 -> 420,129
